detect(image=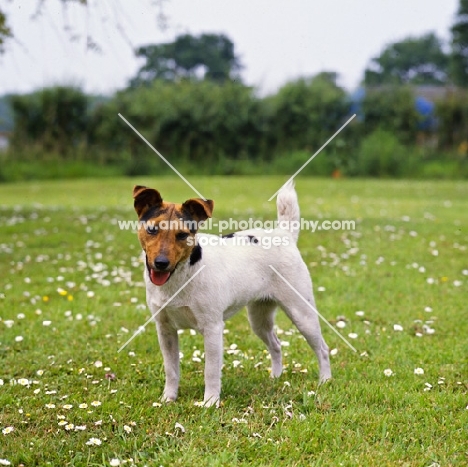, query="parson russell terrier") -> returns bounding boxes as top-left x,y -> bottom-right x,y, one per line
132,183 -> 331,407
